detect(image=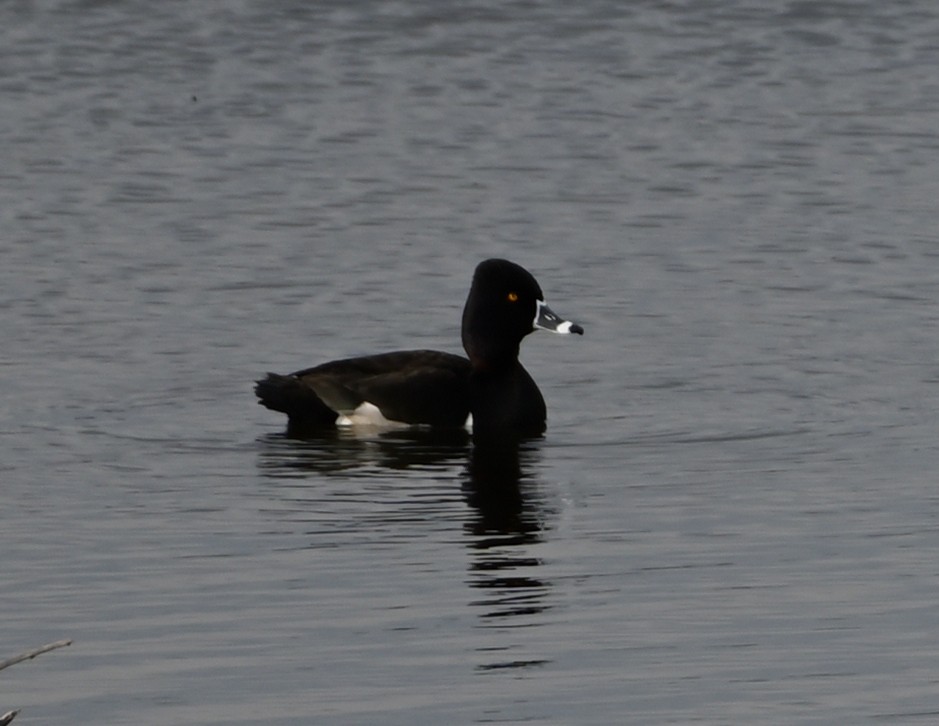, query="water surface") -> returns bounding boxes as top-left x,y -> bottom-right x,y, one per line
3,1 -> 939,723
